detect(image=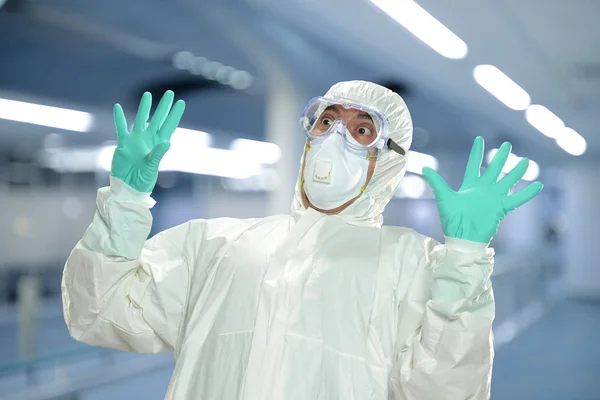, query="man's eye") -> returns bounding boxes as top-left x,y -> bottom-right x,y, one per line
322,118 -> 333,126
358,127 -> 372,136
